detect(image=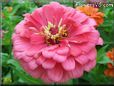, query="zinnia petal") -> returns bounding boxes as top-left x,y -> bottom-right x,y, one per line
48,65 -> 63,82
42,59 -> 56,69
84,60 -> 96,72
62,57 -> 75,70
